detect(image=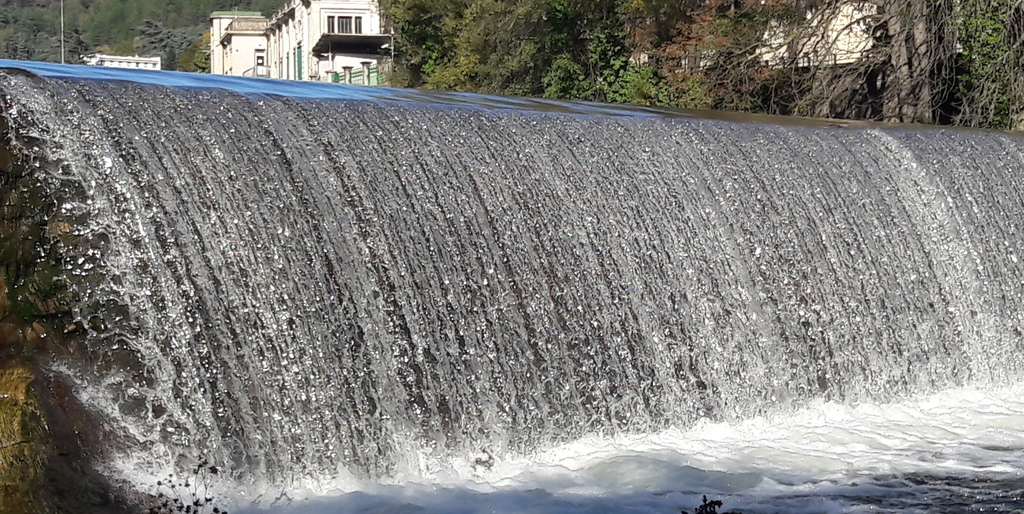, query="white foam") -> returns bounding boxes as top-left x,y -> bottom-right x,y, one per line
216,383 -> 1024,513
